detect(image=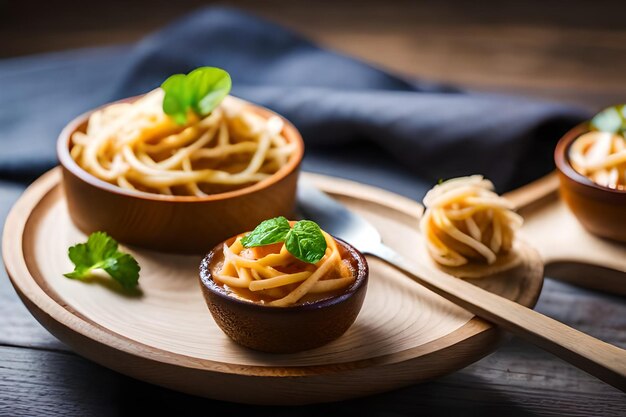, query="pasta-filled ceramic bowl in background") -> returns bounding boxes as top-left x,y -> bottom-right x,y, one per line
554,123 -> 626,243
57,95 -> 304,254
199,236 -> 369,353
